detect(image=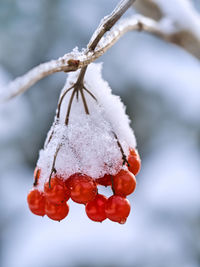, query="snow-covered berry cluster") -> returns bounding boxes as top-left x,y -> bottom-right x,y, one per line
27,148 -> 140,223
27,63 -> 141,224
